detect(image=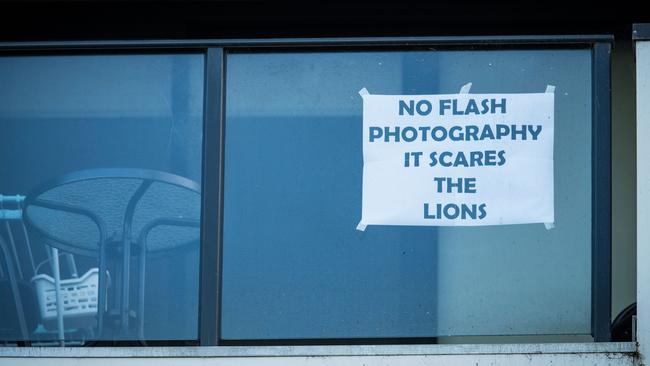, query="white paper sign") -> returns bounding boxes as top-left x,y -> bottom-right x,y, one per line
358,88 -> 554,230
